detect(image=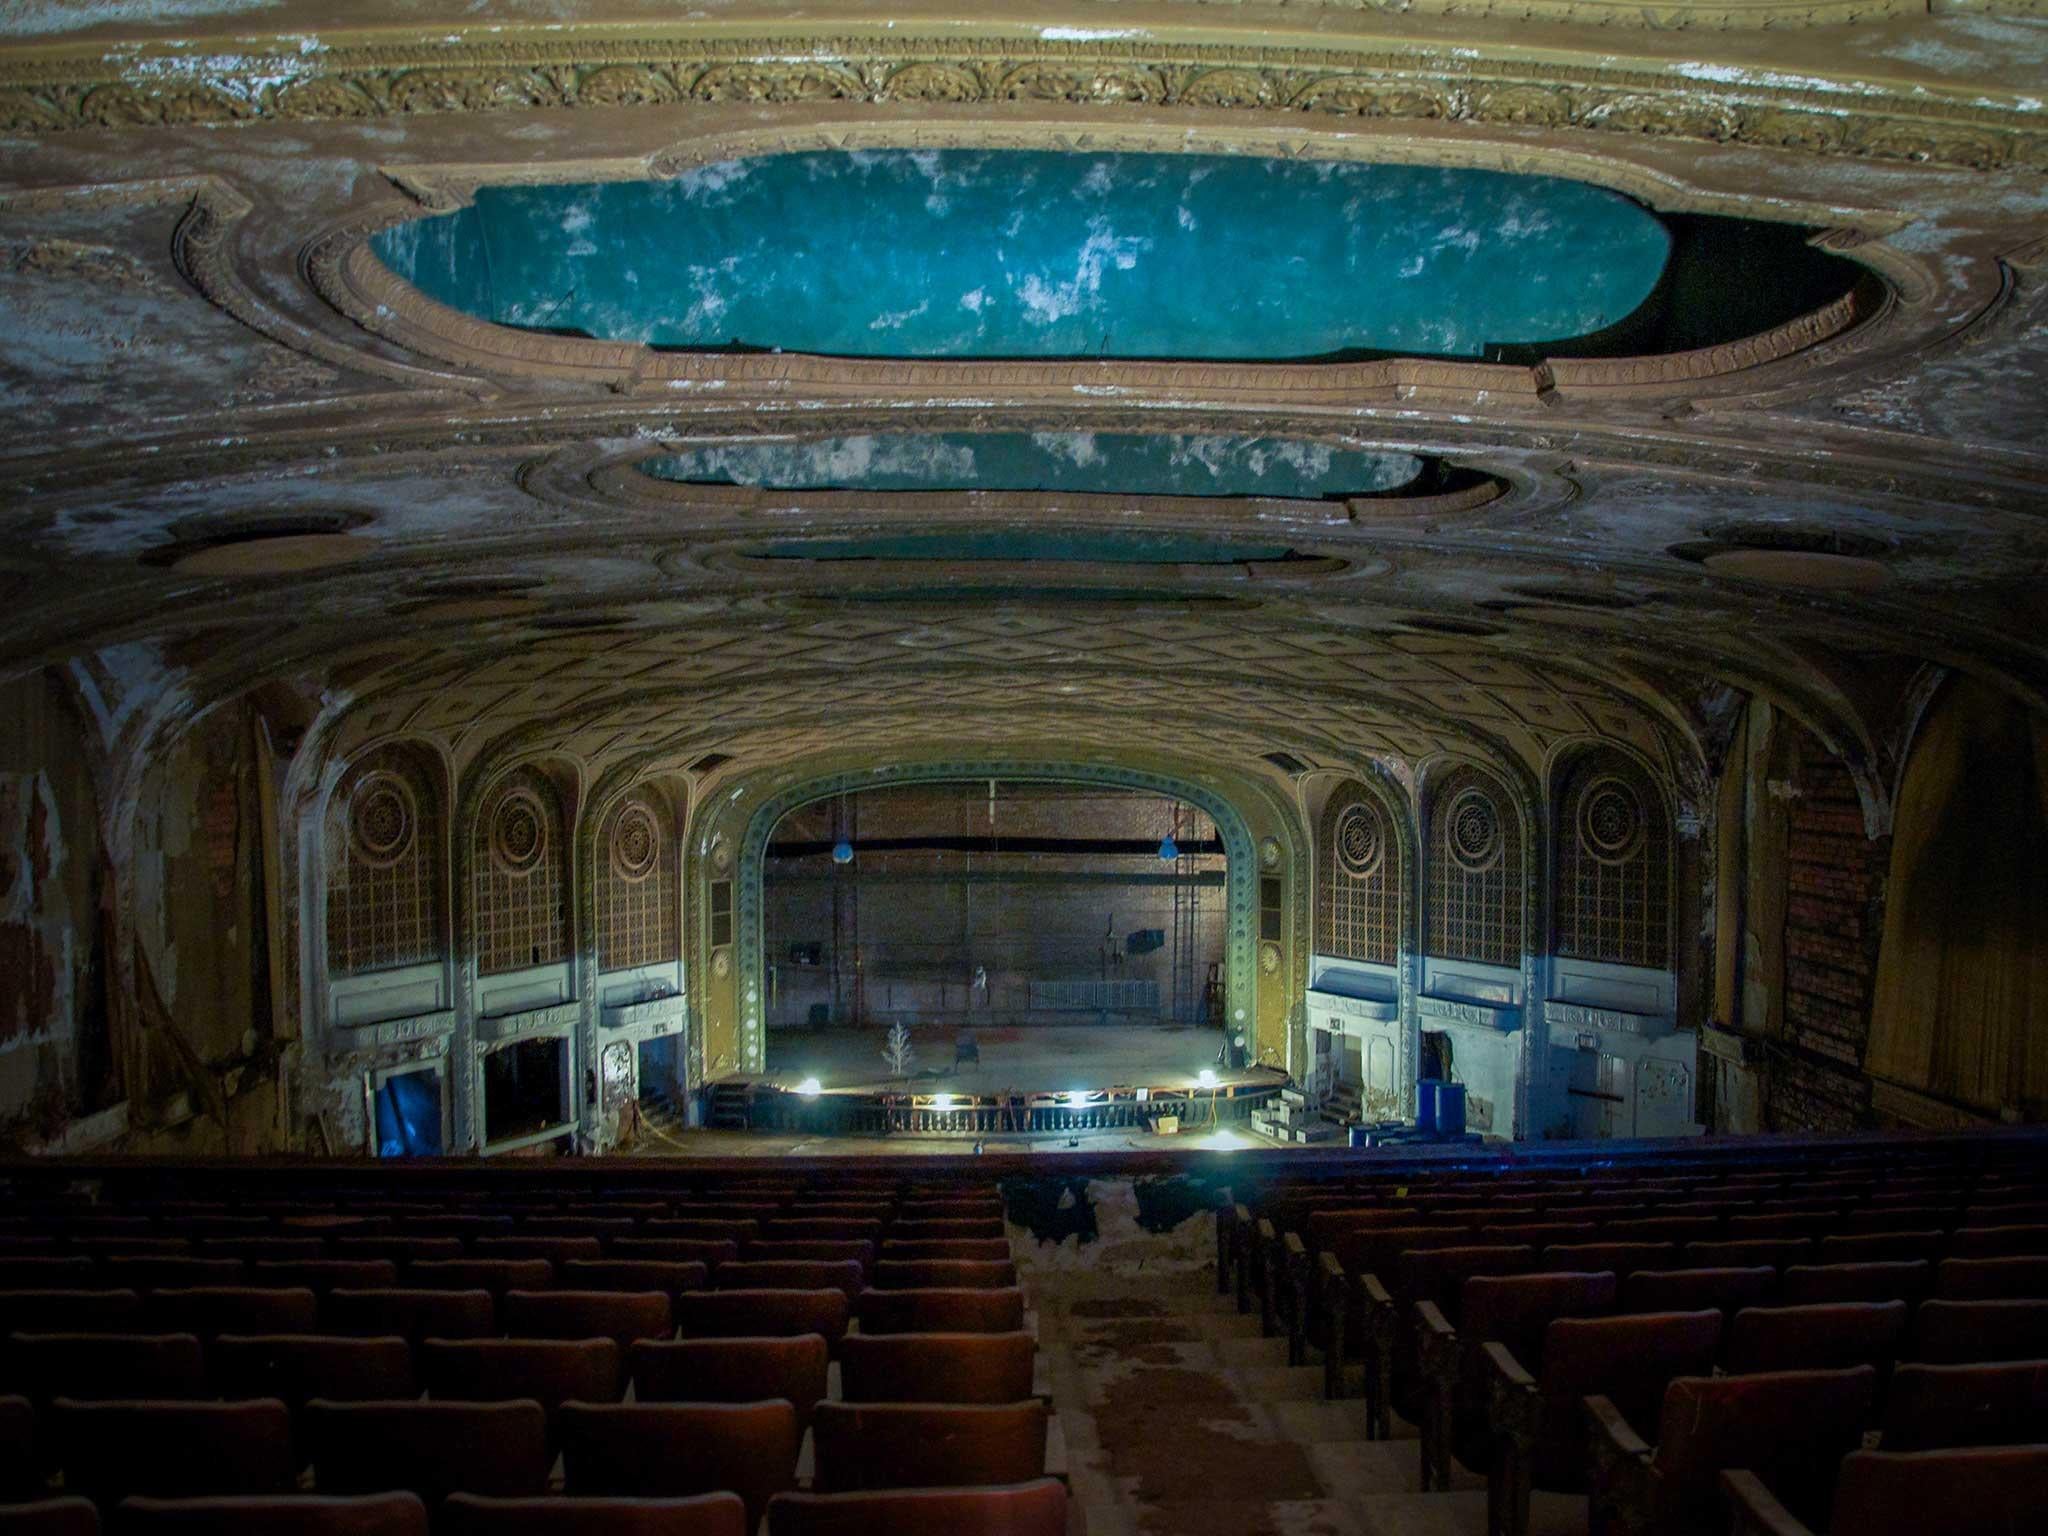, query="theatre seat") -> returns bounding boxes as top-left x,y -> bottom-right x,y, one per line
322,1288 -> 495,1342
303,1399 -> 550,1501
1911,1298 -> 2048,1363
51,1399 -> 297,1509
1586,1366 -> 1875,1536
608,1238 -> 739,1269
248,1262 -> 399,1296
810,1401 -> 1048,1493
677,1289 -> 849,1349
876,1240 -> 1010,1264
1880,1359 -> 2048,1451
1722,1445 -> 2048,1536
501,1289 -> 671,1348
0,1394 -> 38,1499
0,1293 -> 143,1336
870,1260 -> 1017,1291
1621,1266 -> 1775,1317
1,1333 -> 207,1405
557,1400 -> 800,1533
1934,1255 -> 2048,1300
404,1260 -> 553,1299
209,1334 -> 415,1413
438,1492 -> 748,1536
109,1493 -> 429,1535
143,1288 -> 318,1340
1723,1301 -> 1910,1377
838,1332 -> 1036,1405
1479,1309 -> 1723,1536
629,1335 -> 829,1428
1778,1262 -> 1931,1306
714,1261 -> 865,1300
766,1479 -> 1069,1536
420,1337 -> 624,1419
0,1500 -> 99,1536
557,1261 -> 708,1303
854,1288 -> 1024,1335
